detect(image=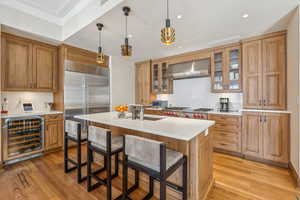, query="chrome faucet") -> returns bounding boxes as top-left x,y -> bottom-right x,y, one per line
129,104 -> 144,120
